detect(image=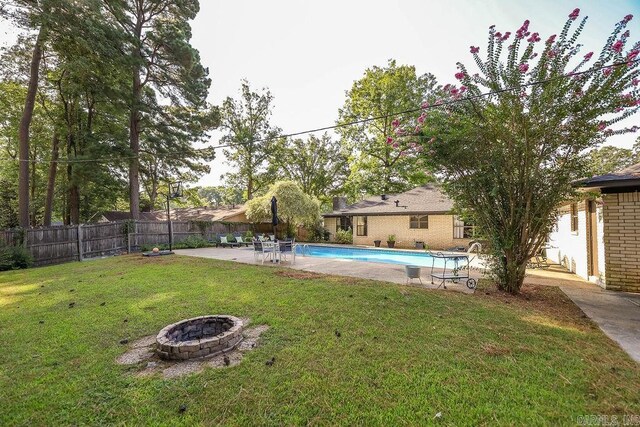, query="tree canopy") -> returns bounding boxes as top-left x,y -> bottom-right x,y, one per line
416,9 -> 639,293
245,181 -> 320,233
337,59 -> 437,197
